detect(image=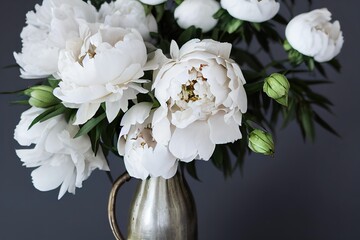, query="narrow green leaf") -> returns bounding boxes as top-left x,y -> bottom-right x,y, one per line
313,112 -> 340,137
74,112 -> 106,138
213,8 -> 226,19
0,88 -> 28,94
11,100 -> 30,105
315,62 -> 327,77
282,98 -> 296,128
226,19 -> 243,34
244,81 -> 264,95
178,26 -> 197,46
185,161 -> 201,181
272,14 -> 288,25
299,103 -> 315,141
38,105 -> 66,123
2,64 -> 19,69
327,59 -> 341,72
28,105 -> 59,129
